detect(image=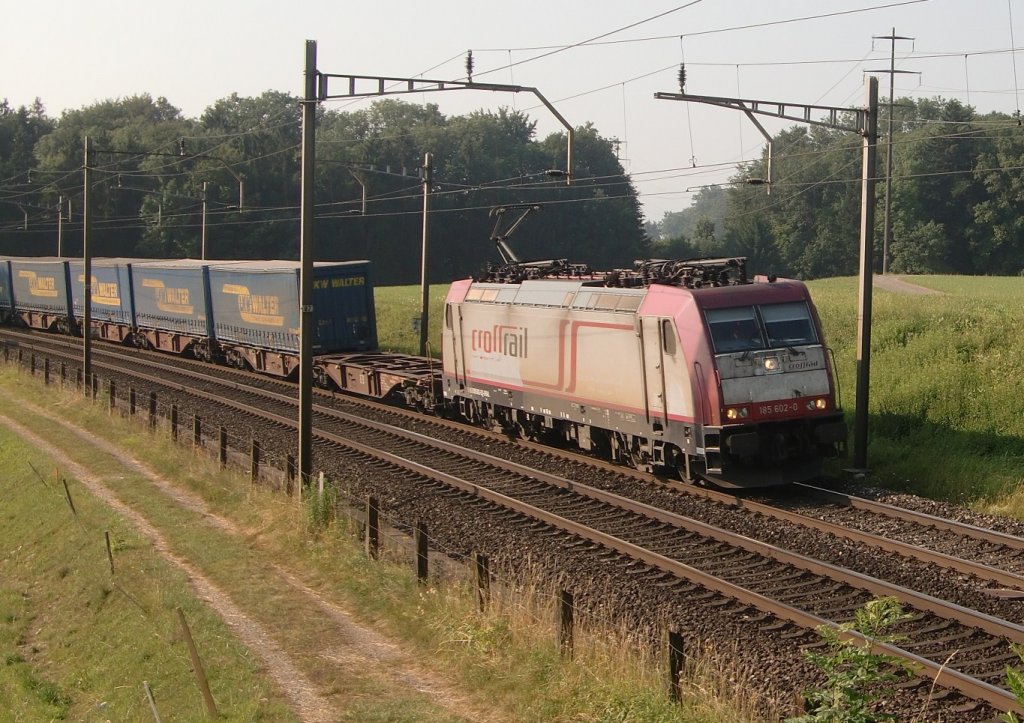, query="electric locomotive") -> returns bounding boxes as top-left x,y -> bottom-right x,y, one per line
441,255 -> 847,487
